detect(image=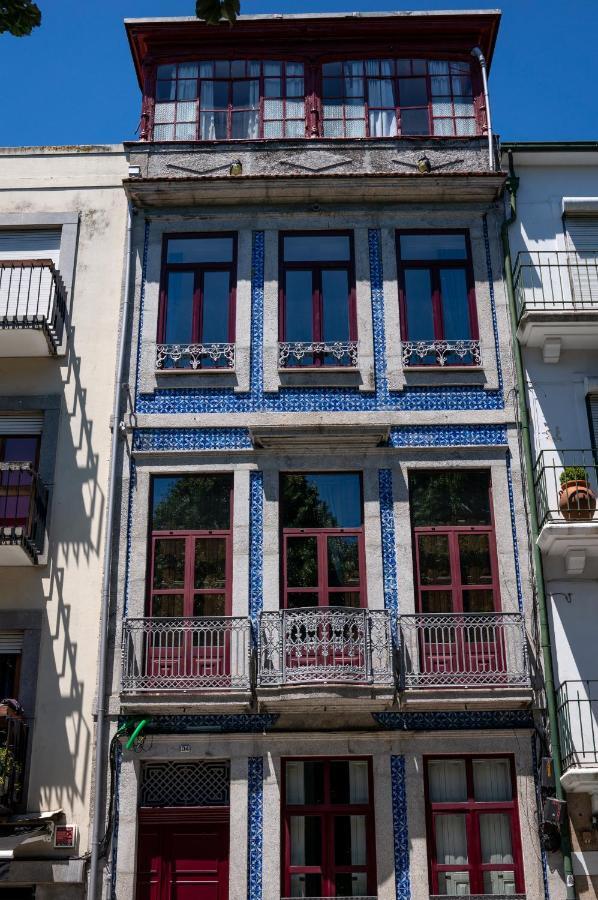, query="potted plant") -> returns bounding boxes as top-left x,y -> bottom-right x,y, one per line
559,466 -> 597,521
